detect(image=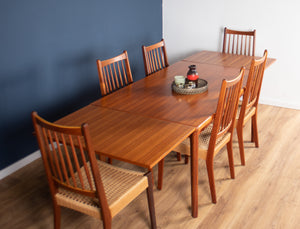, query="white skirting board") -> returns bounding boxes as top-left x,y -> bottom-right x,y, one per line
259,98 -> 300,110
0,150 -> 41,180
